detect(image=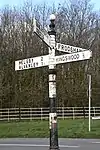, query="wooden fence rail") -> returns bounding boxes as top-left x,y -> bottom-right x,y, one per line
0,107 -> 100,121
